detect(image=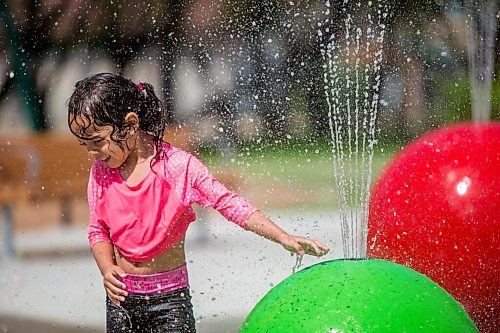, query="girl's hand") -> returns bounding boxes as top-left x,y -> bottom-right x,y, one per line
102,265 -> 128,305
244,212 -> 330,256
280,234 -> 330,257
